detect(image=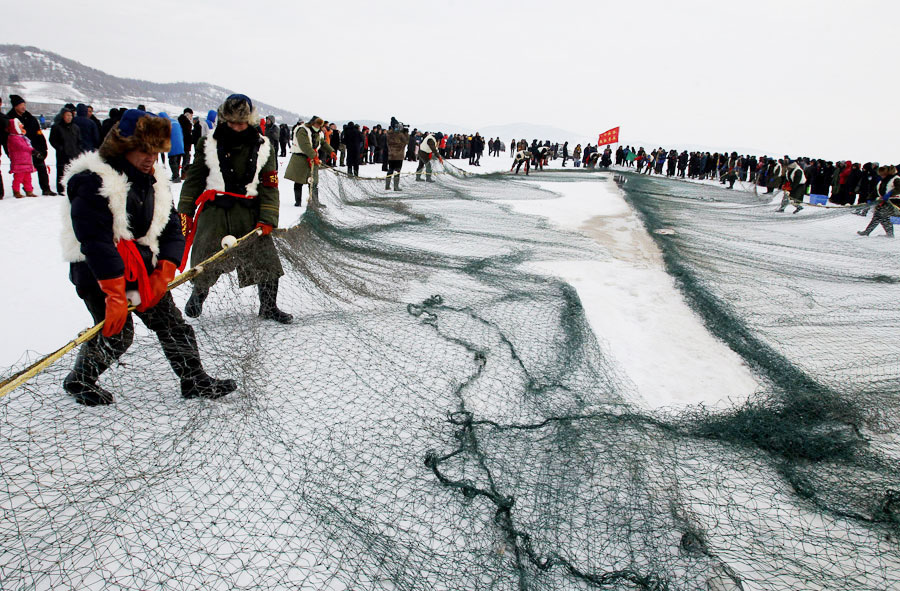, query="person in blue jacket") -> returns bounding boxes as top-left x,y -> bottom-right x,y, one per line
160,112 -> 185,183
60,109 -> 235,406
74,103 -> 100,152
